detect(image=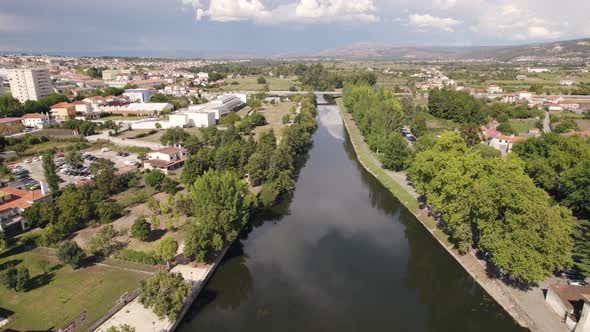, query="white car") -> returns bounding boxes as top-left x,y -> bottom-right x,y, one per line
124,160 -> 137,166
32,157 -> 40,162
101,147 -> 111,152
23,159 -> 31,164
